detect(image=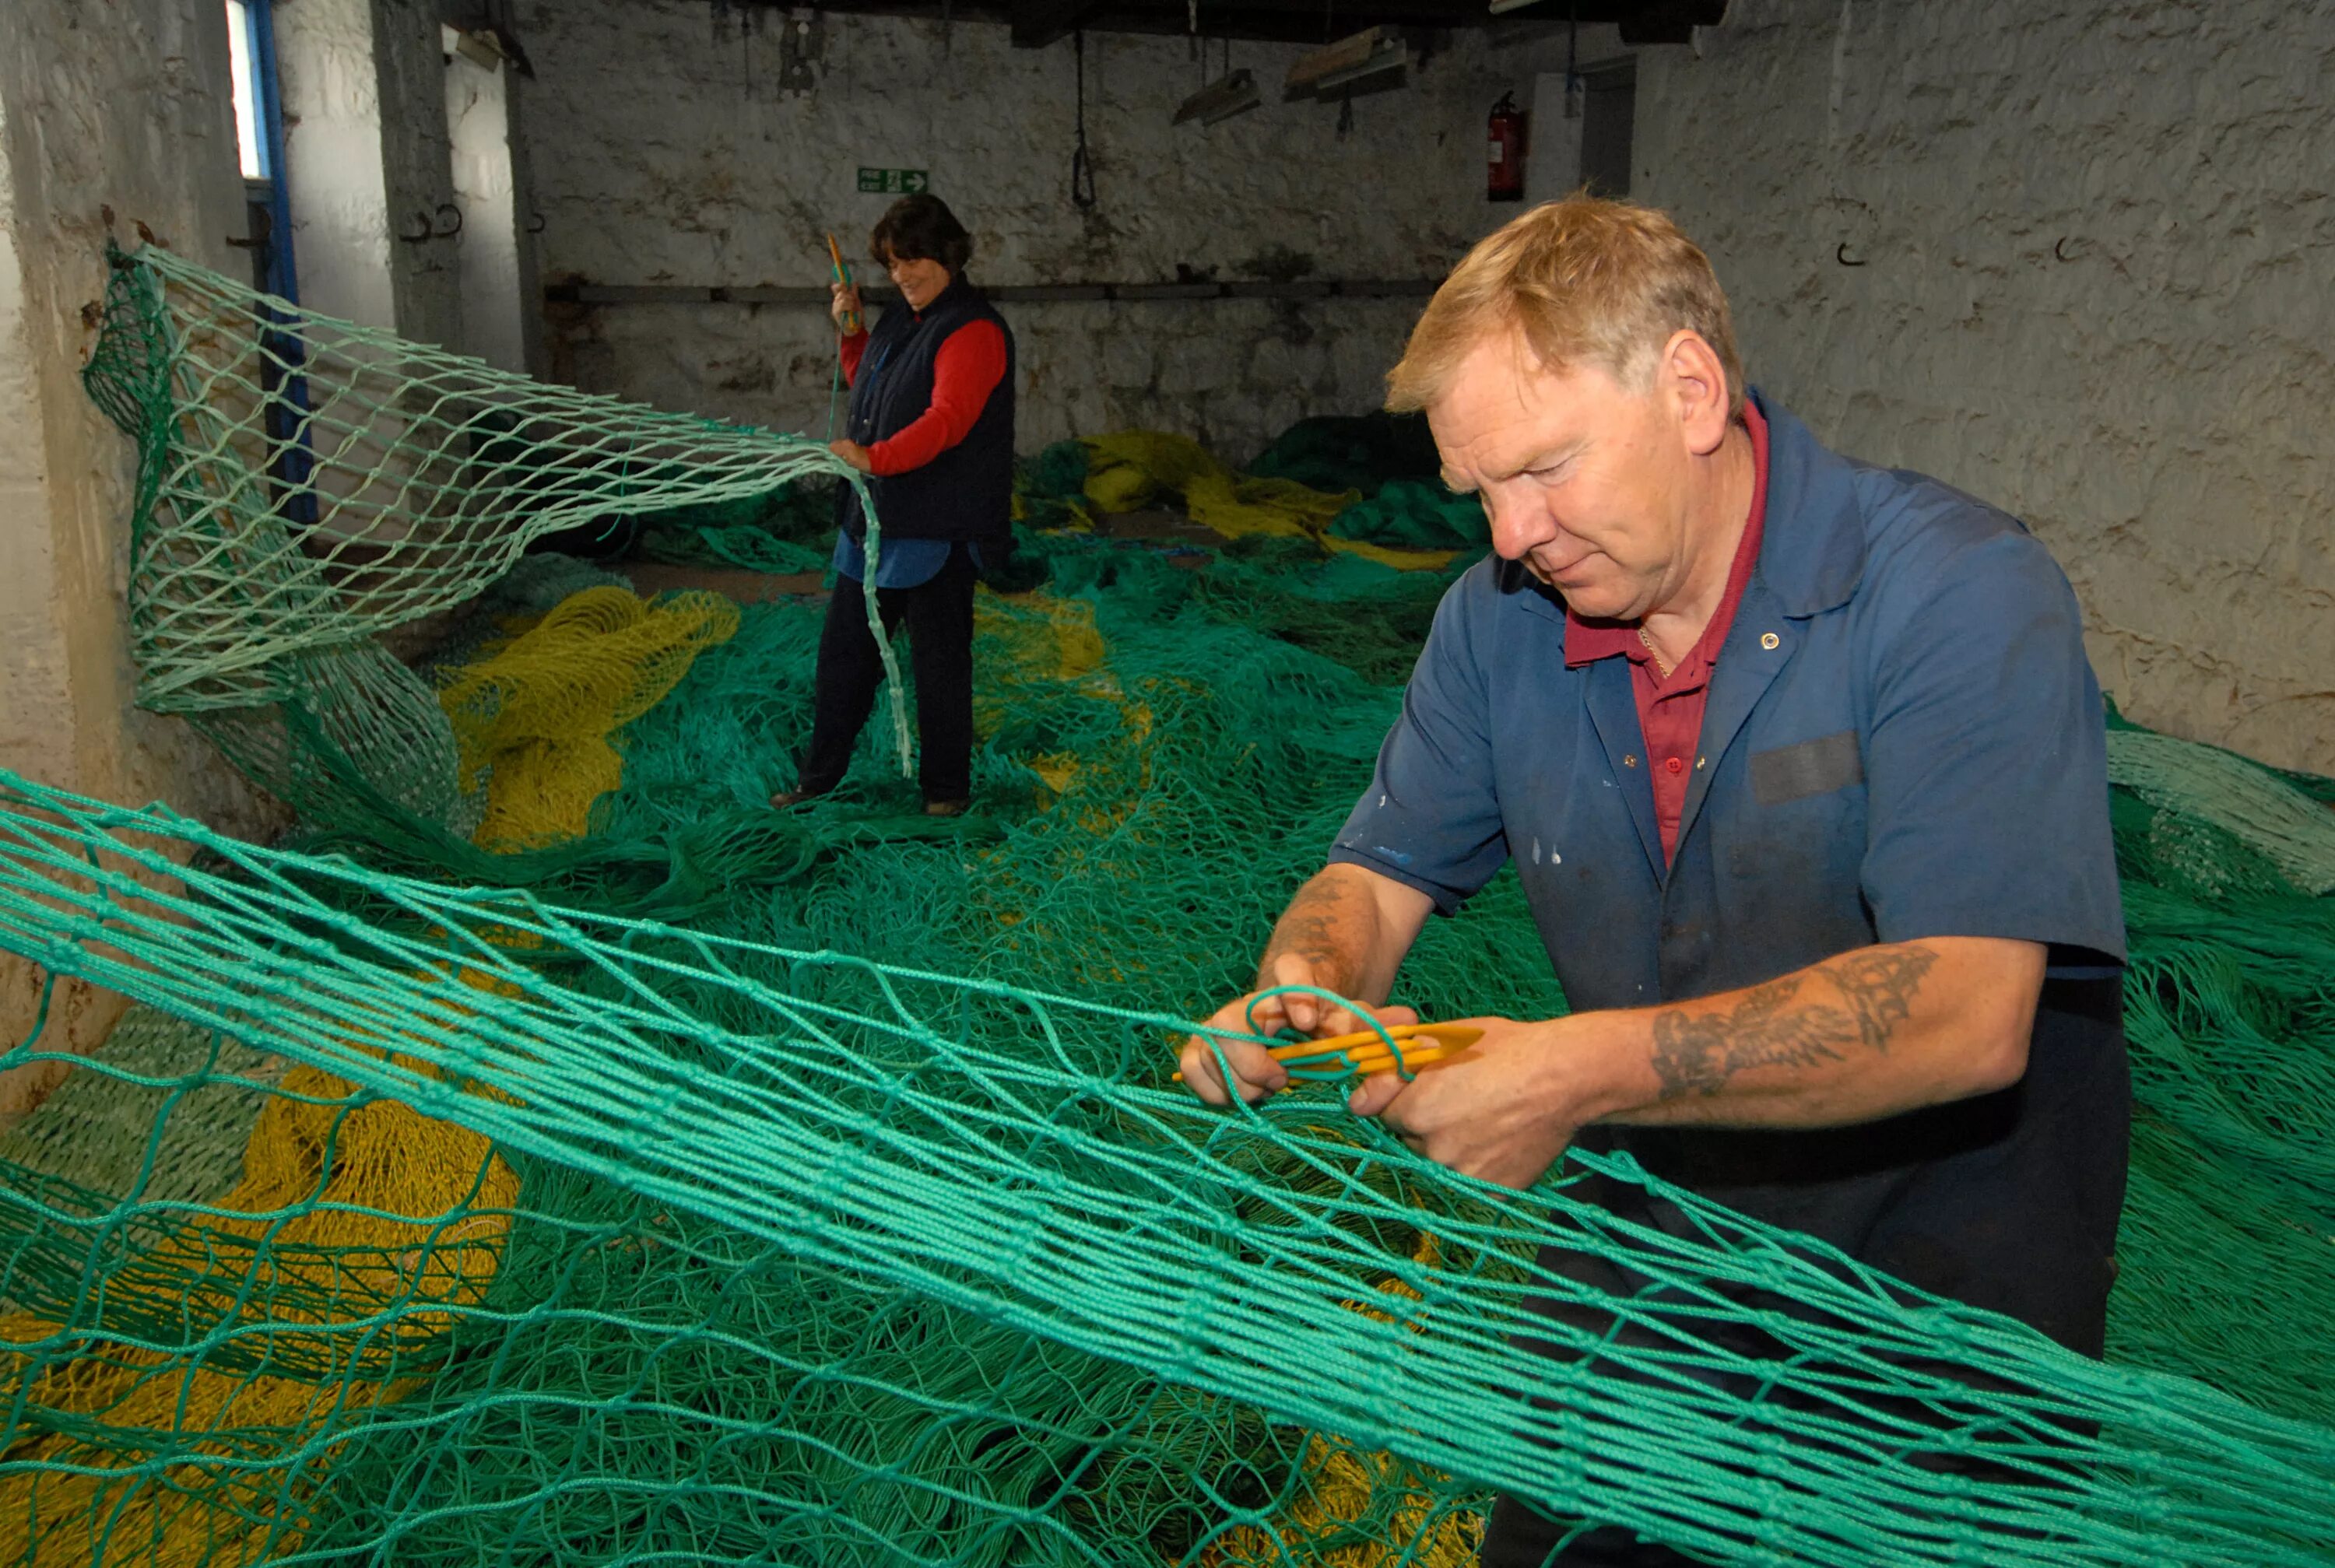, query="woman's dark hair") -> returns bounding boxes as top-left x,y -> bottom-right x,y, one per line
870,194 -> 974,275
